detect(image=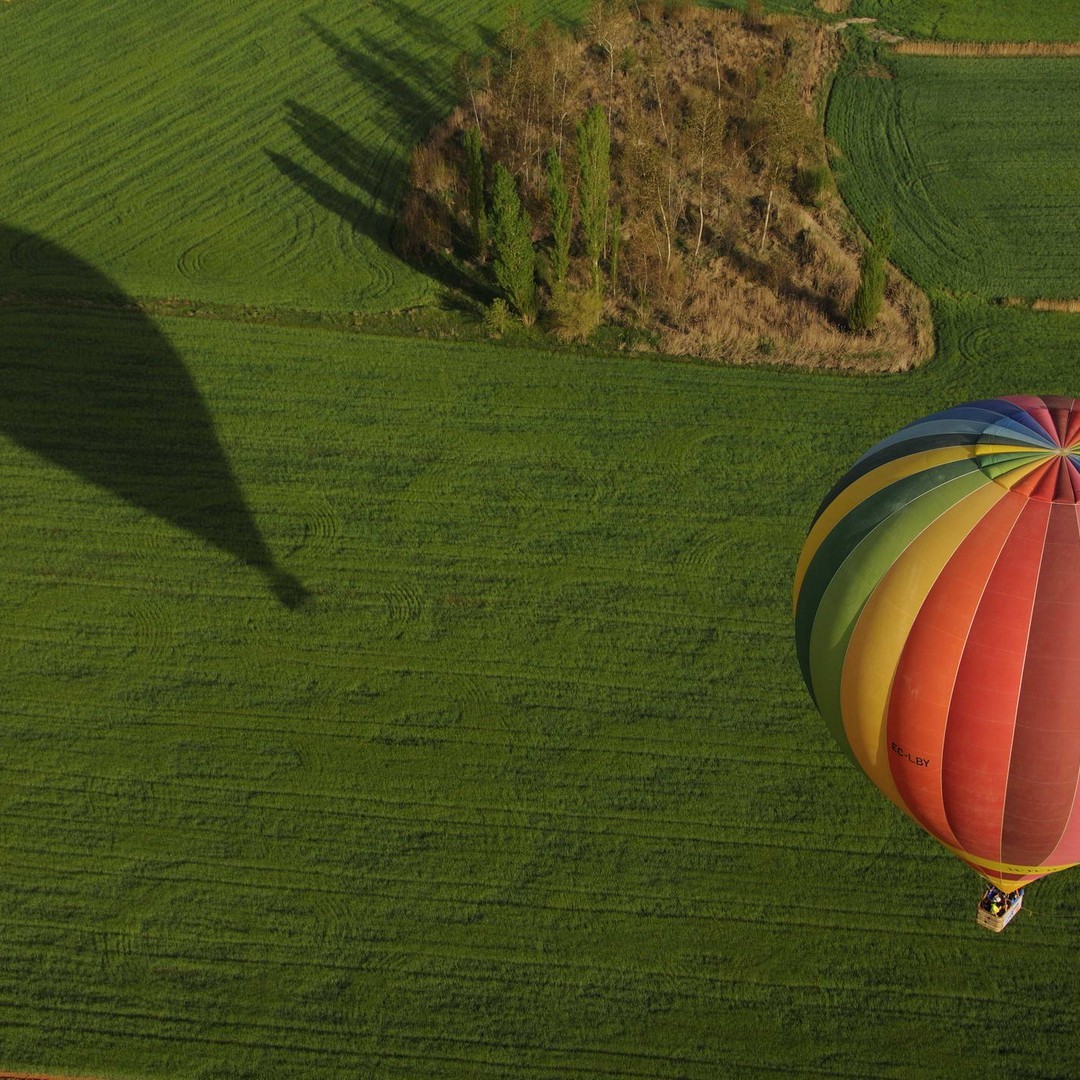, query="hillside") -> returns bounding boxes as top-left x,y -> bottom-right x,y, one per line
404,4 -> 932,369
